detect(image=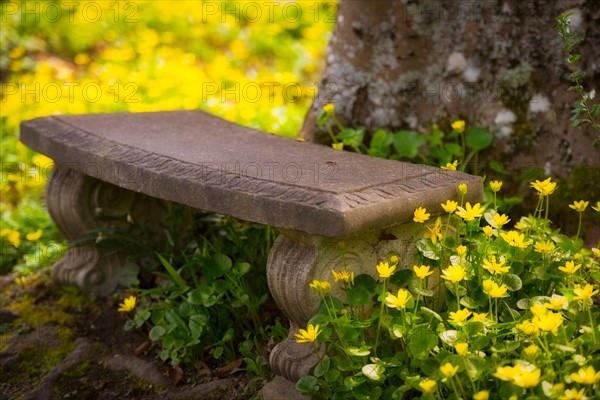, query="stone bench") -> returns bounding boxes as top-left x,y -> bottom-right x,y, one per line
20,110 -> 482,398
